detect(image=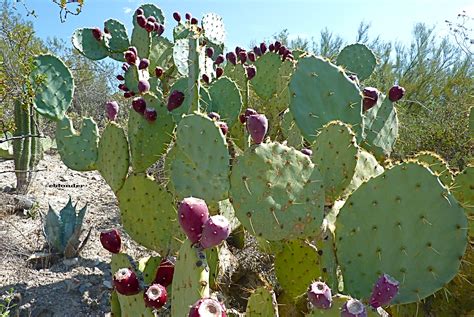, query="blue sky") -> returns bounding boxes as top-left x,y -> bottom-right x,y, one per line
15,0 -> 474,52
